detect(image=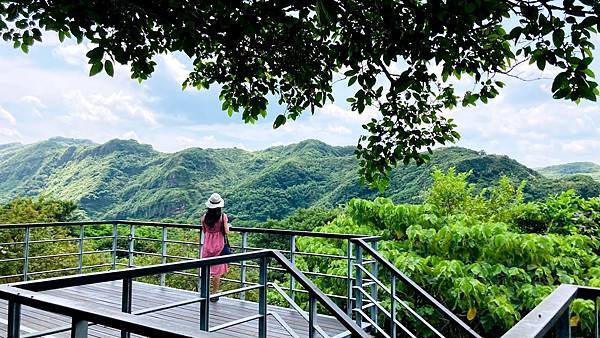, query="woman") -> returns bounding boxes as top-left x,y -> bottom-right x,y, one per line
201,193 -> 229,302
